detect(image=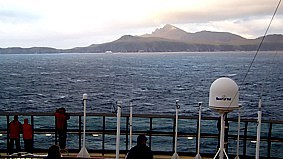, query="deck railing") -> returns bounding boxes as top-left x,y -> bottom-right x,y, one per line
0,112 -> 282,159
